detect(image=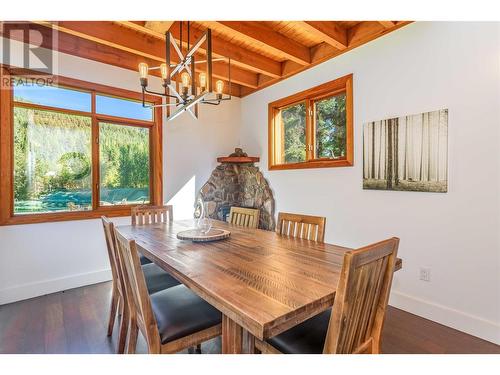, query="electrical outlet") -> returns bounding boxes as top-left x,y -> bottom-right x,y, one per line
419,267 -> 431,282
